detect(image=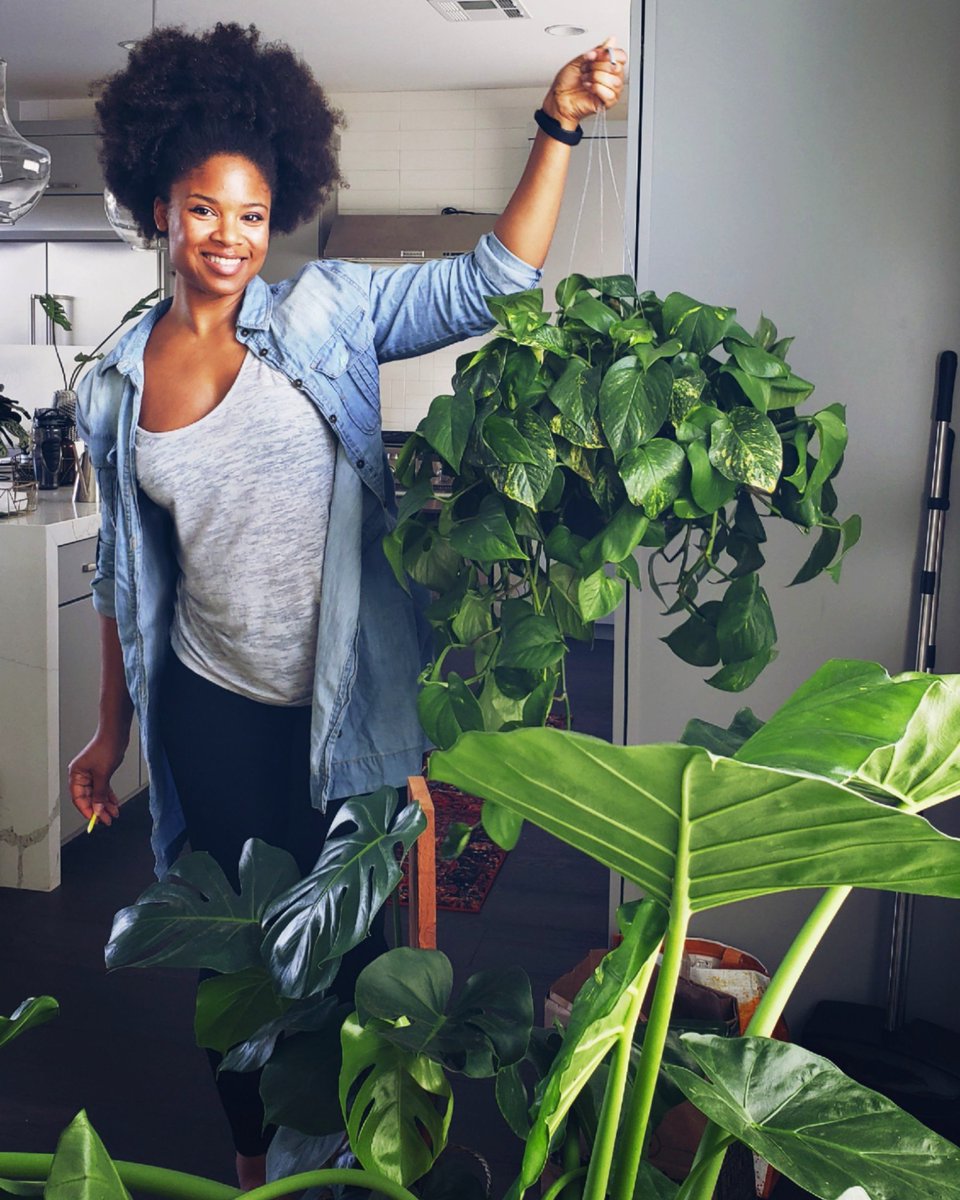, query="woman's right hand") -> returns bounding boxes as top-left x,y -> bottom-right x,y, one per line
68,729 -> 127,826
